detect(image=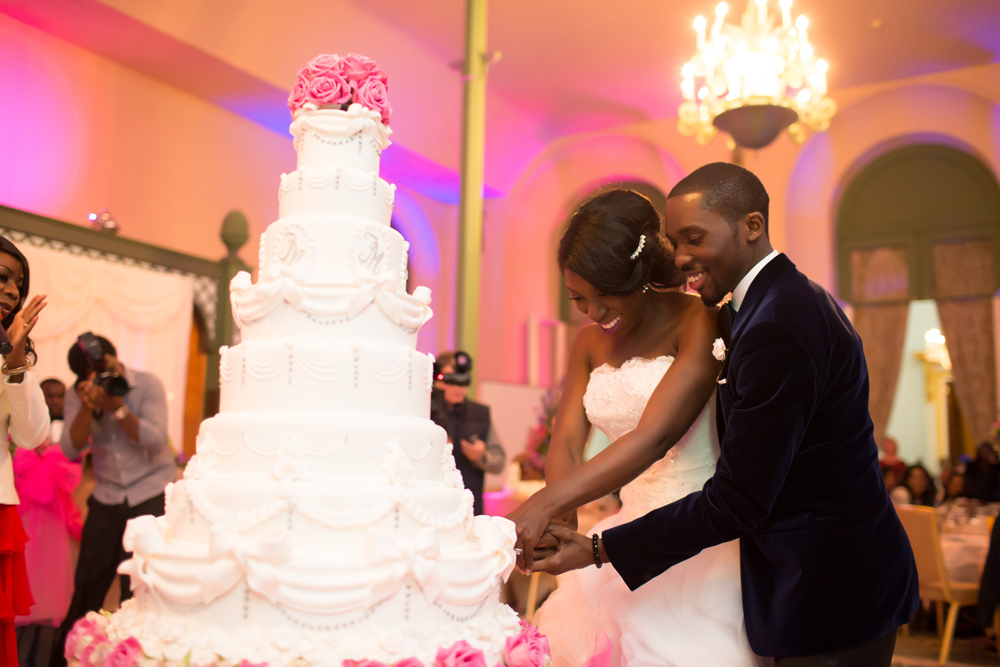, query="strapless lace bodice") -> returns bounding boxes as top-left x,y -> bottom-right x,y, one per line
583,356 -> 719,521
